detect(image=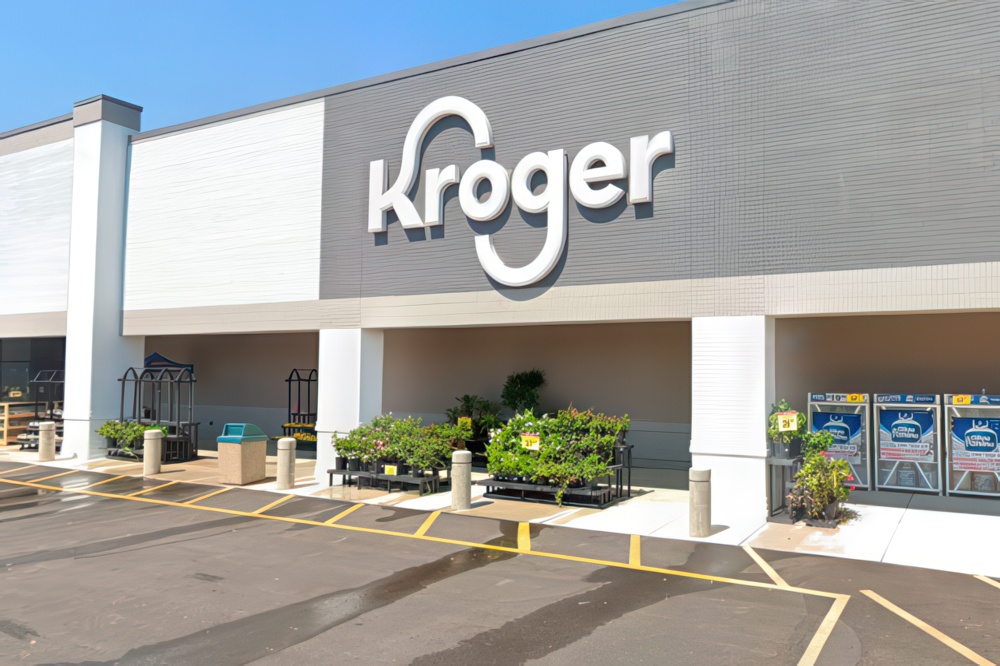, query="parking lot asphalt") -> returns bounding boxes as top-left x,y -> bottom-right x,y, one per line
0,461 -> 996,665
